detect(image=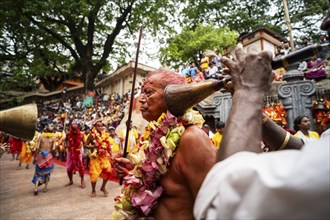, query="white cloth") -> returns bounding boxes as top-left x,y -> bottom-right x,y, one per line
295,130 -> 319,144
194,129 -> 330,220
207,66 -> 218,76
